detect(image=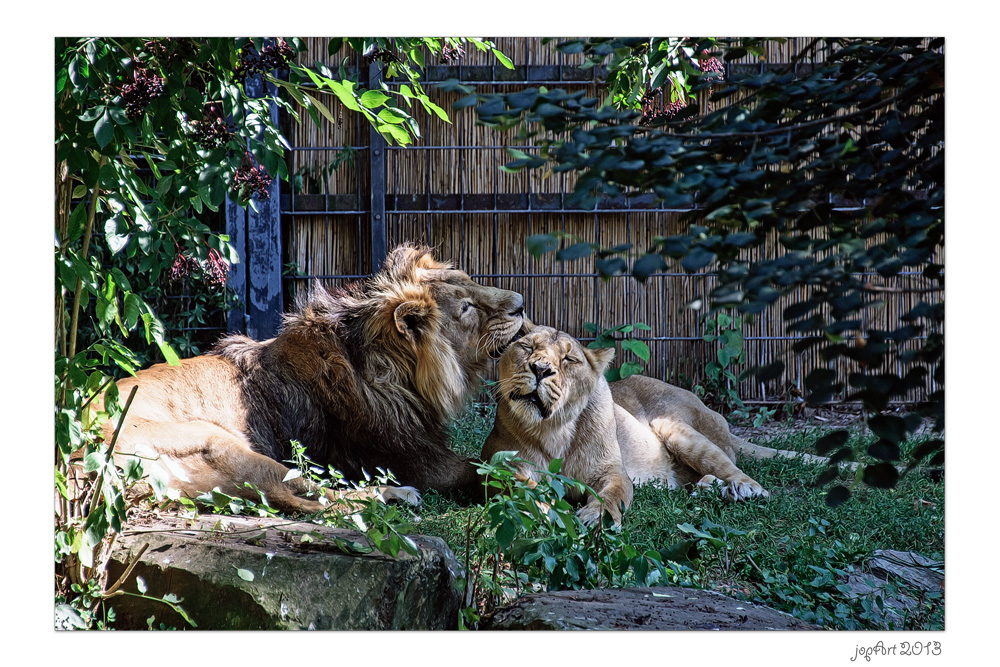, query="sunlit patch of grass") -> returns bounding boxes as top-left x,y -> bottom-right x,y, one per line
422,401 -> 944,630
